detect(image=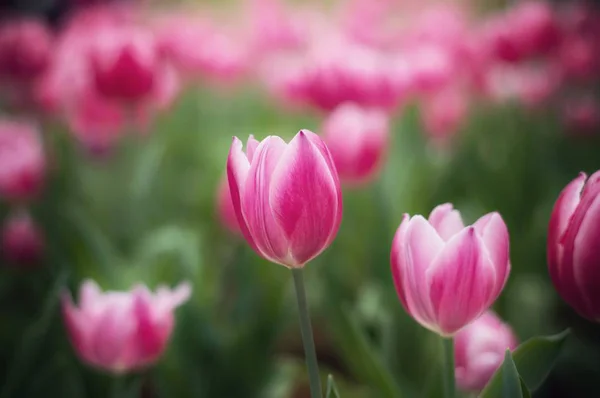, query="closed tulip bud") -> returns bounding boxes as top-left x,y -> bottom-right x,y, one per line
455,311 -> 518,392
390,203 -> 511,336
216,175 -> 240,234
1,210 -> 44,266
322,103 -> 389,185
62,280 -> 191,374
0,120 -> 45,202
548,171 -> 600,321
227,130 -> 342,268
